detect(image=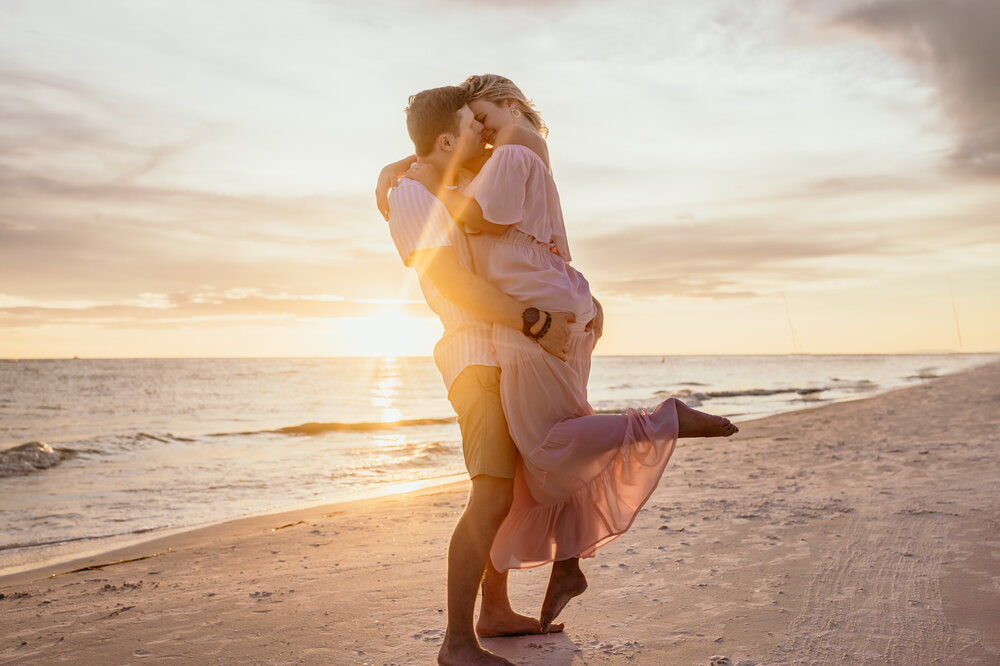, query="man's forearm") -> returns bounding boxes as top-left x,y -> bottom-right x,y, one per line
415,246 -> 573,359
431,262 -> 524,330
436,190 -> 506,235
